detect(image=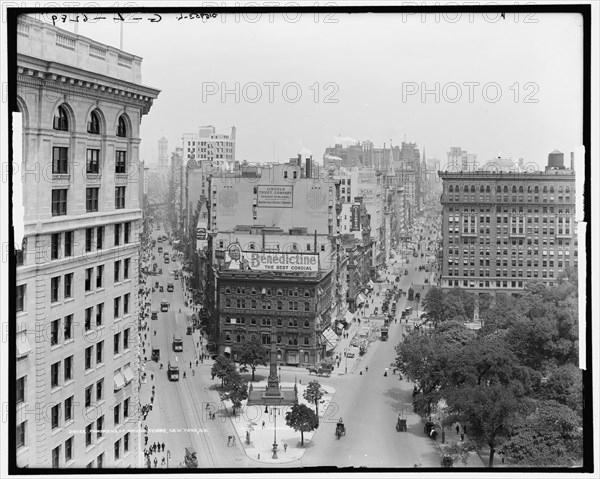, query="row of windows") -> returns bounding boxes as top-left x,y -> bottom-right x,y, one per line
223,298 -> 312,312
447,184 -> 572,194
52,147 -> 127,175
49,348 -> 132,390
223,333 -> 312,345
446,194 -> 572,204
447,279 -> 560,288
47,225 -> 131,264
447,268 -> 561,278
448,206 -> 571,214
46,263 -> 130,306
223,286 -> 313,297
224,316 -> 312,327
446,239 -> 572,255
52,187 -> 126,216
54,105 -> 129,138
